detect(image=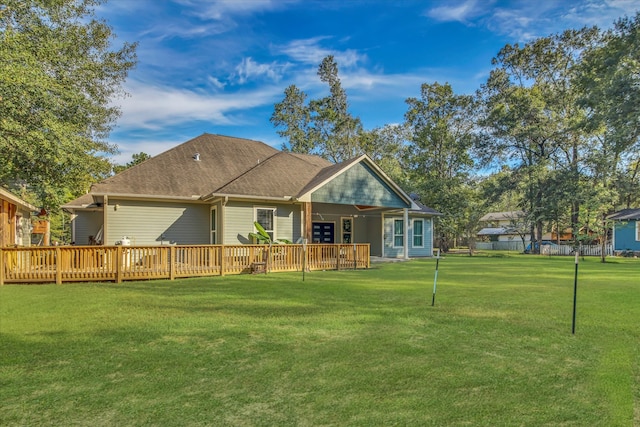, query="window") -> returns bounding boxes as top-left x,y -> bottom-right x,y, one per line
413,219 -> 424,247
210,207 -> 217,244
636,221 -> 640,241
342,217 -> 353,243
394,219 -> 404,247
255,207 -> 276,241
